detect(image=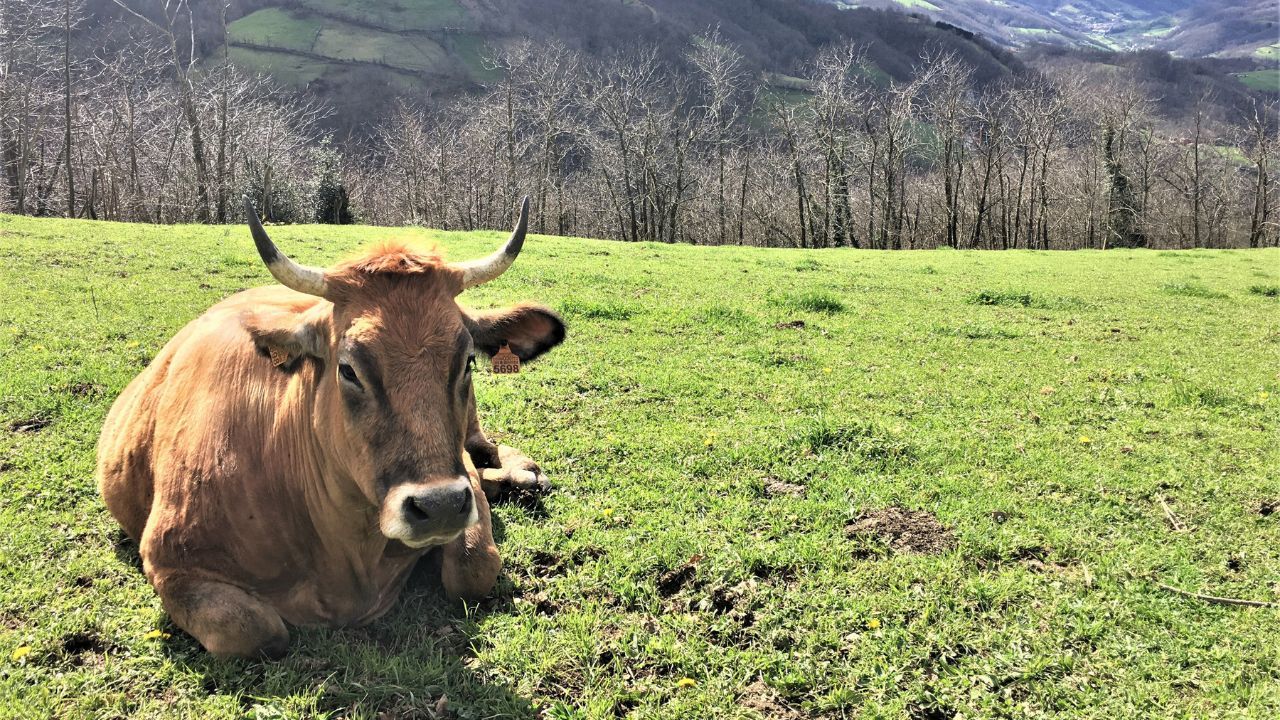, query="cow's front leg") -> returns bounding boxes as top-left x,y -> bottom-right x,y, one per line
441,473 -> 500,600
150,571 -> 289,659
464,386 -> 551,499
